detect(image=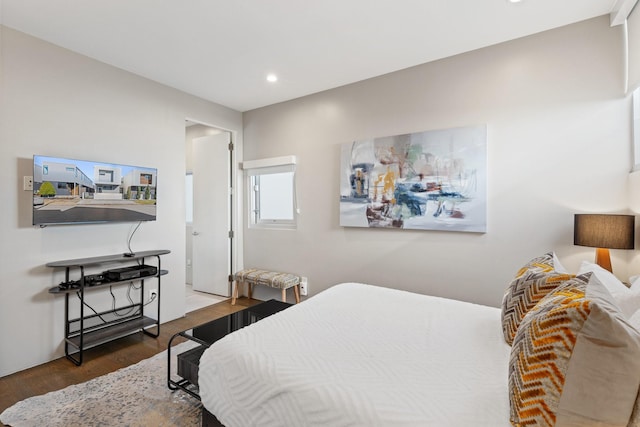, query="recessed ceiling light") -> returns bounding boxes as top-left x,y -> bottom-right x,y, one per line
508,0 -> 522,3
266,74 -> 278,83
